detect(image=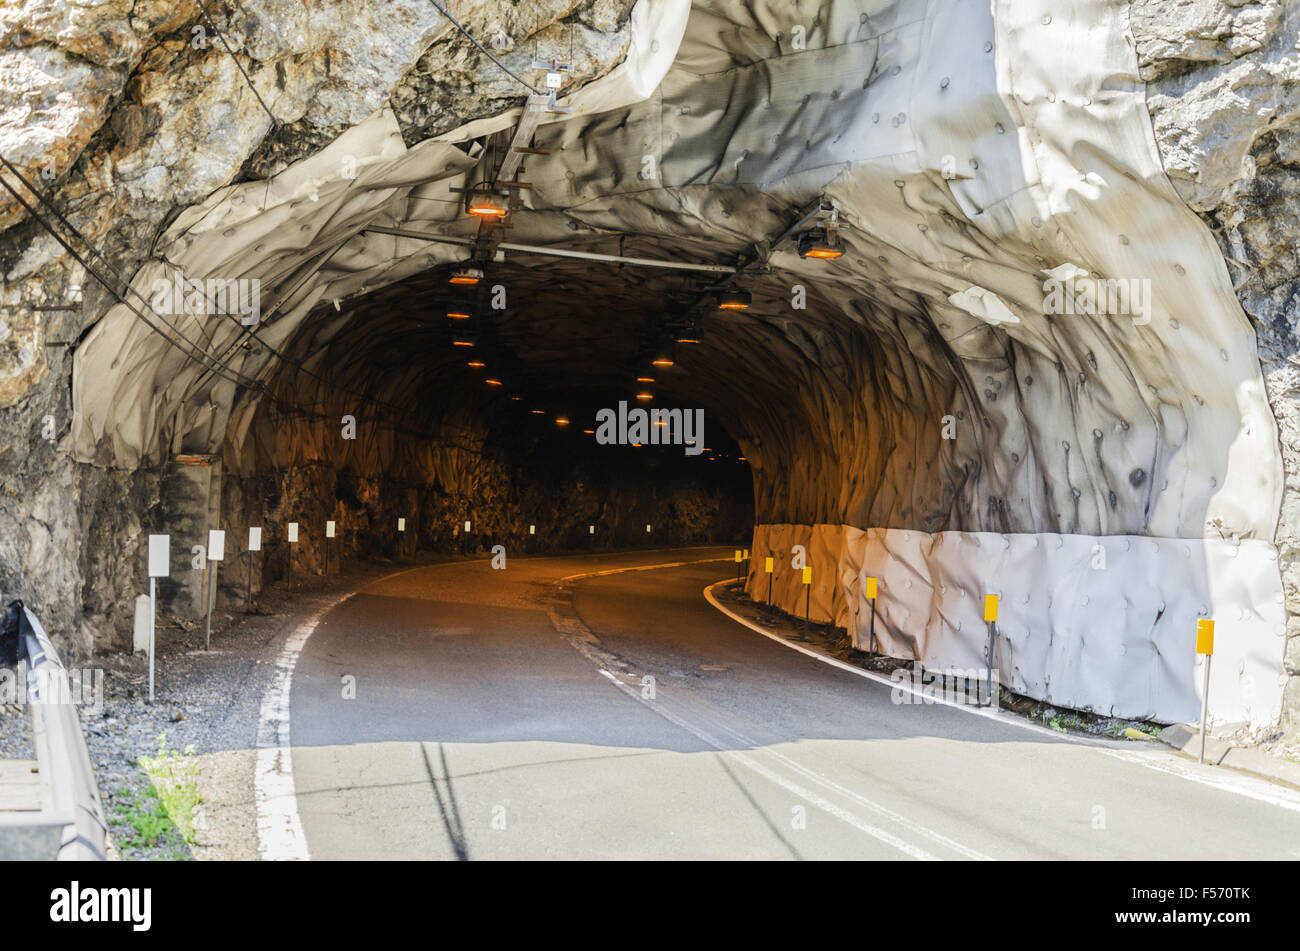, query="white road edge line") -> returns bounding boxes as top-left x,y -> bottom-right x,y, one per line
702,579 -> 1070,739
255,610 -> 325,861
702,579 -> 1300,814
